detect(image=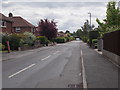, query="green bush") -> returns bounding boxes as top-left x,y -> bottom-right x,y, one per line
81,36 -> 88,42
37,36 -> 48,45
55,37 -> 66,43
64,36 -> 75,42
89,31 -> 100,40
92,39 -> 98,48
89,31 -> 99,46
92,39 -> 98,44
2,34 -> 9,49
64,37 -> 70,42
0,43 -> 5,51
8,34 -> 23,50
23,32 -> 36,46
69,37 -> 75,41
